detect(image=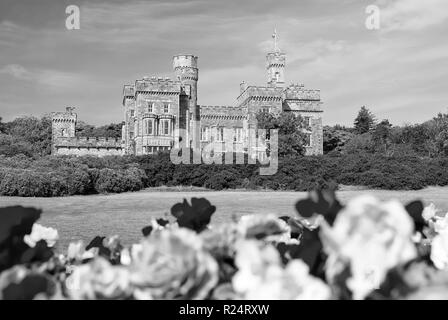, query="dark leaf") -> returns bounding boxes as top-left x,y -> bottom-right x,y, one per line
0,206 -> 41,245
156,218 -> 169,227
2,274 -> 55,300
405,200 -> 425,233
85,236 -> 110,258
170,198 -> 216,233
333,265 -> 353,300
141,226 -> 153,237
276,243 -> 302,265
20,240 -> 53,264
0,206 -> 42,272
295,189 -> 342,226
